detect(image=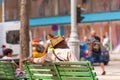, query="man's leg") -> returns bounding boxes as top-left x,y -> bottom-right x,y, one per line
100,62 -> 106,75
99,55 -> 106,75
